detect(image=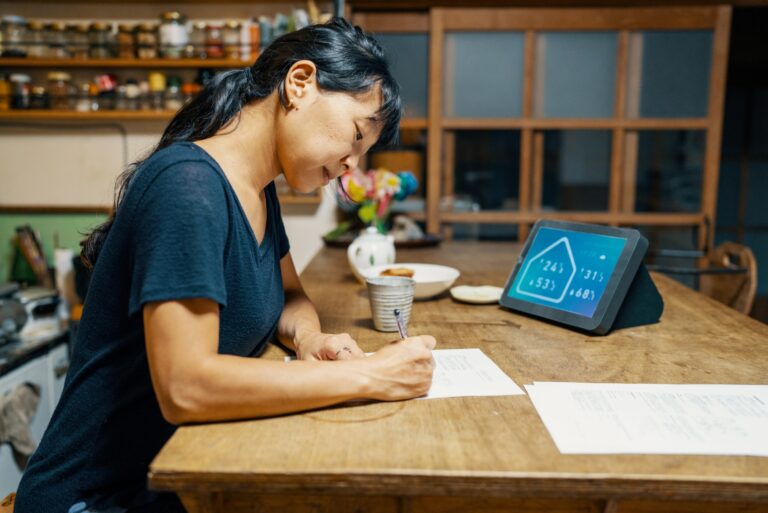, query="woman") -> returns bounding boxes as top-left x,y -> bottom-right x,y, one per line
16,18 -> 435,513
